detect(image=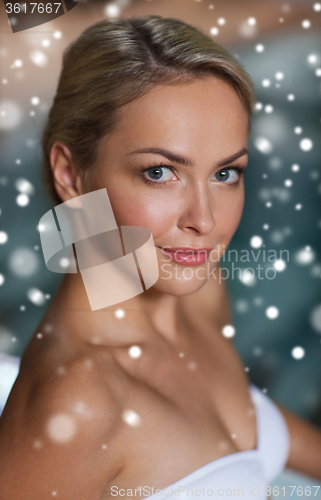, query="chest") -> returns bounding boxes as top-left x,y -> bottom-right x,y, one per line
105,331 -> 257,498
